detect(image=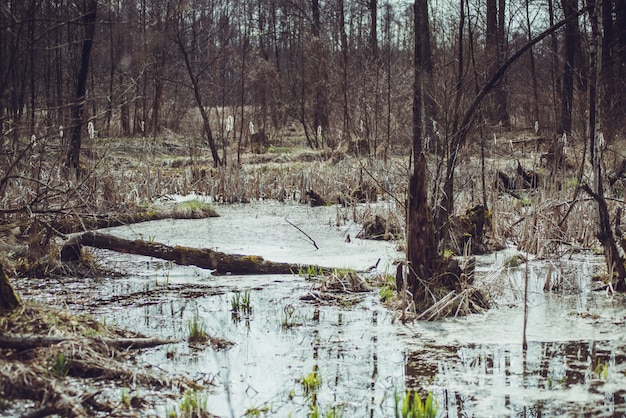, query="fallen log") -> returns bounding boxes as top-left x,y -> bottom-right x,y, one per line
62,232 -> 317,275
0,334 -> 180,351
